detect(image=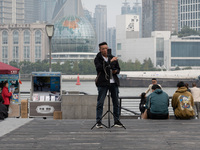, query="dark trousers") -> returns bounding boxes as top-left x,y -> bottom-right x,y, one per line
4,105 -> 9,112
147,109 -> 168,119
96,83 -> 119,123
